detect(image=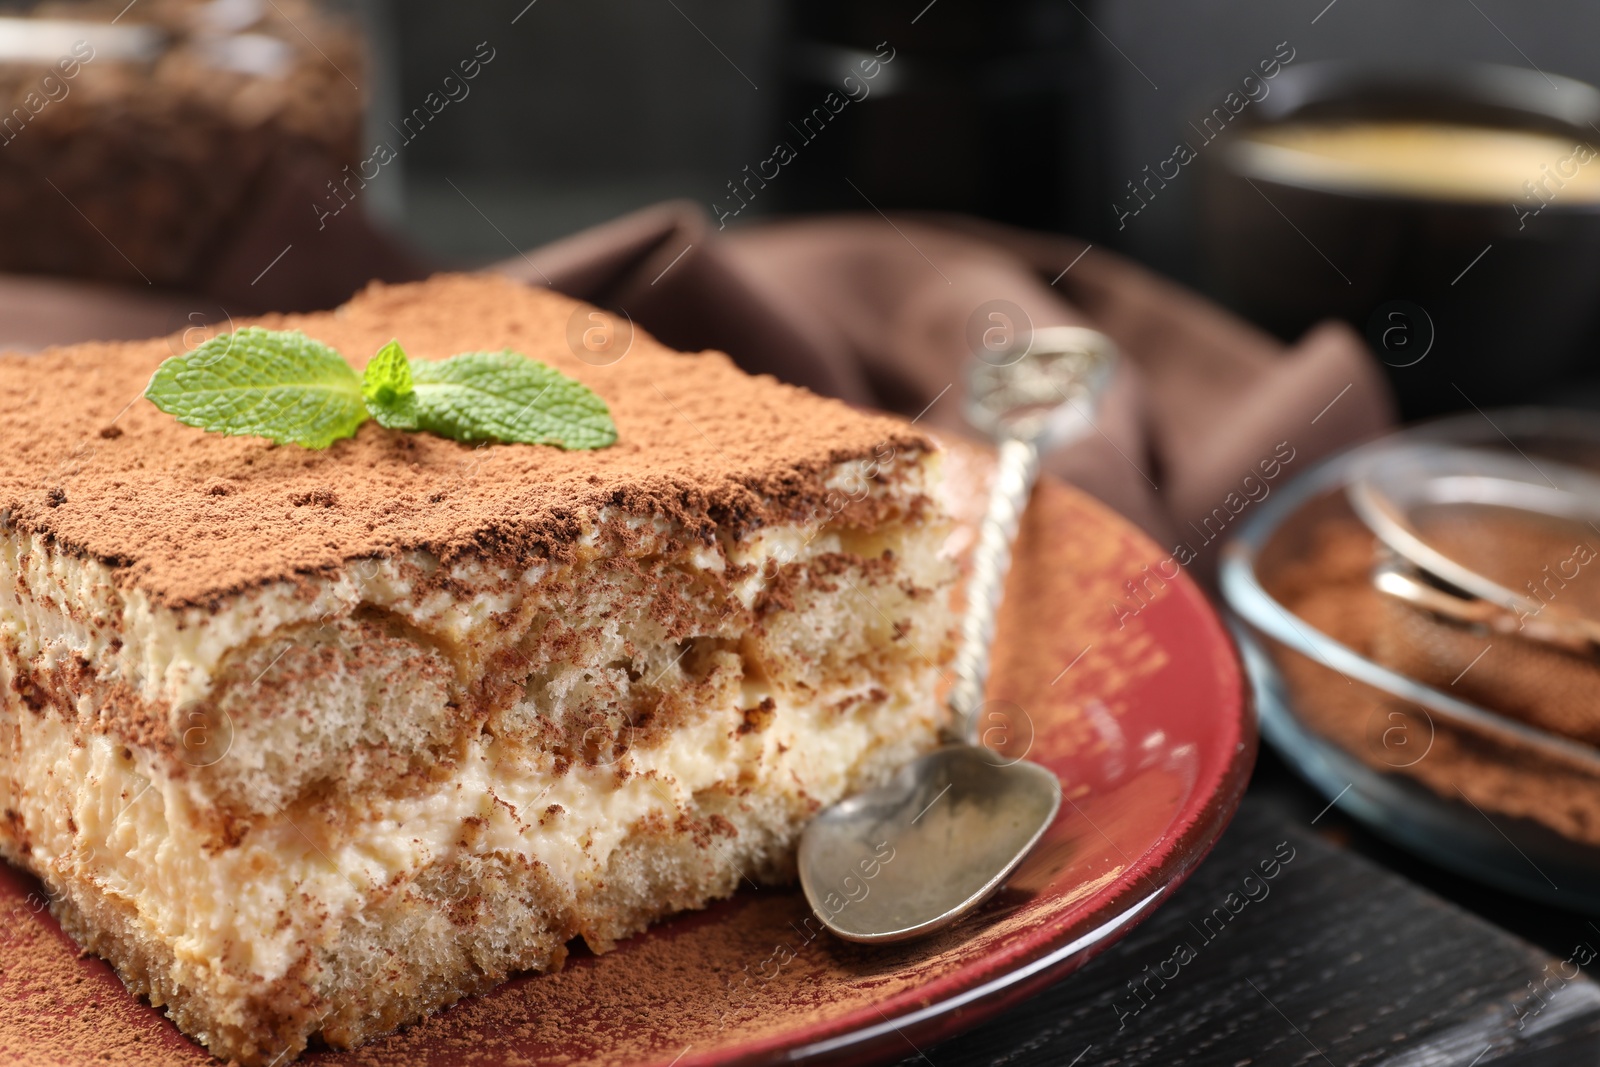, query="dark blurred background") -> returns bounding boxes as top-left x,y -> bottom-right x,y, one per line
2,0 -> 1596,411
372,0 -> 1600,415
381,0 -> 1600,268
